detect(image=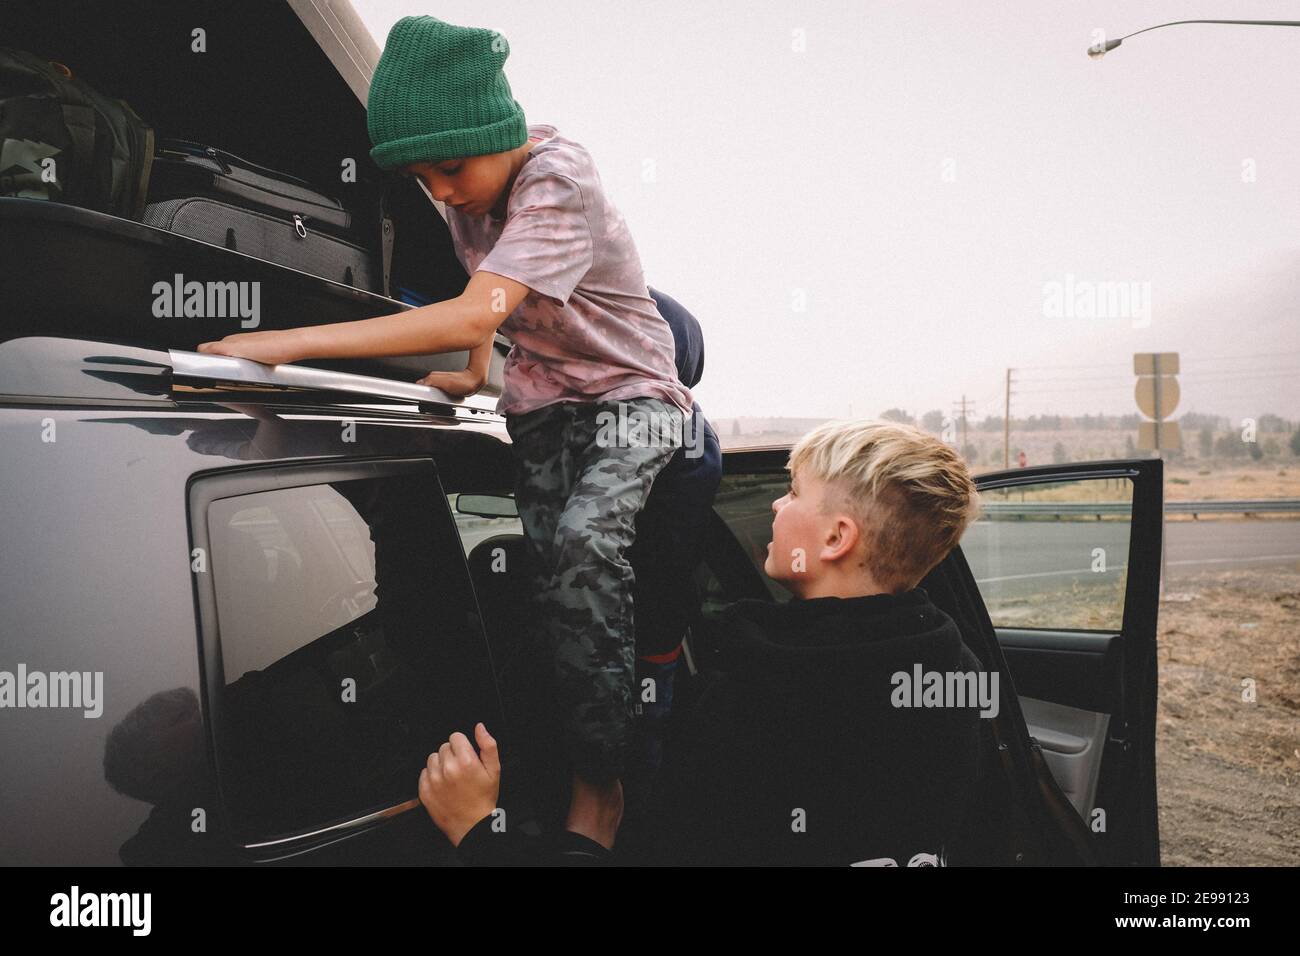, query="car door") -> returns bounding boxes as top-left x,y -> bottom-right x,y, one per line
187,455 -> 503,865
962,458 -> 1162,866
699,448 -> 1162,866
